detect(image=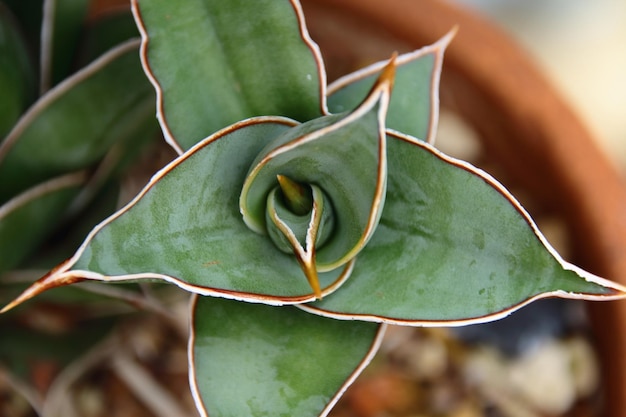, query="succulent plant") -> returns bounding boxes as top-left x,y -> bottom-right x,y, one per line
1,1 -> 624,416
